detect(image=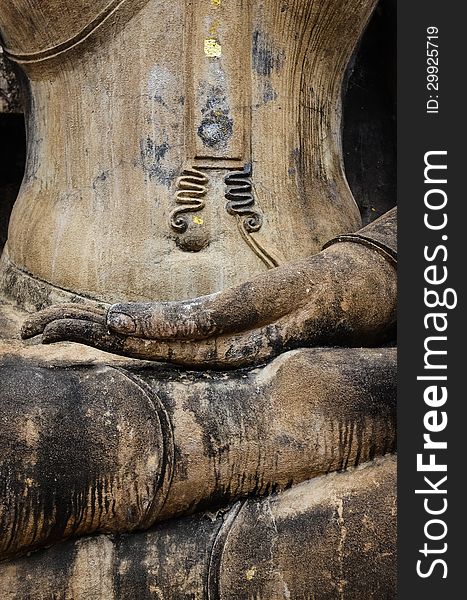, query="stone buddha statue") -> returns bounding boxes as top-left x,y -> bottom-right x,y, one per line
0,0 -> 397,597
